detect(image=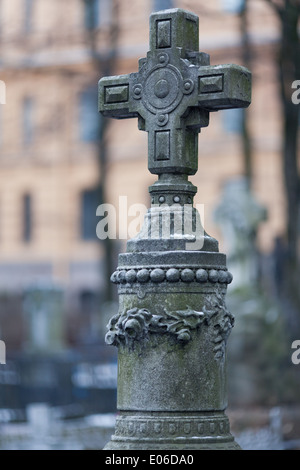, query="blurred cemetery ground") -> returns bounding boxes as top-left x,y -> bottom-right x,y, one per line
0,0 -> 299,449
